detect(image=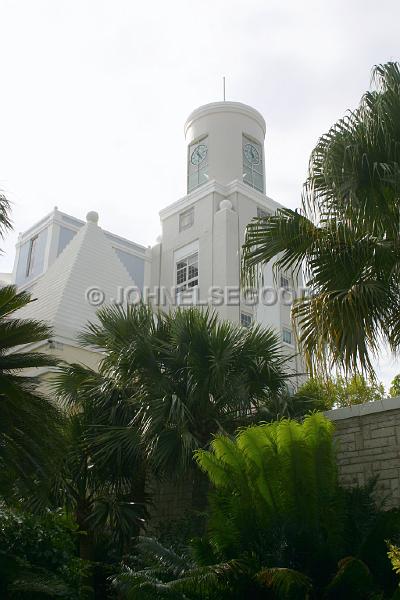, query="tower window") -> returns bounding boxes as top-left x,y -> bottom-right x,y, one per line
179,207 -> 194,232
176,252 -> 198,294
26,235 -> 39,276
243,135 -> 264,193
188,136 -> 208,193
282,328 -> 293,345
